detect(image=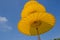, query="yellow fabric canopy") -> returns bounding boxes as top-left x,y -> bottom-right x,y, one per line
18,13 -> 56,36
21,1 -> 46,18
